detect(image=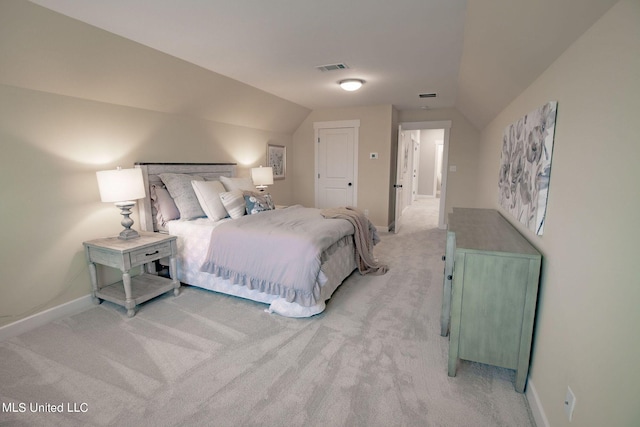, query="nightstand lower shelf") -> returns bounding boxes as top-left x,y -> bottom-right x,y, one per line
95,273 -> 178,316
